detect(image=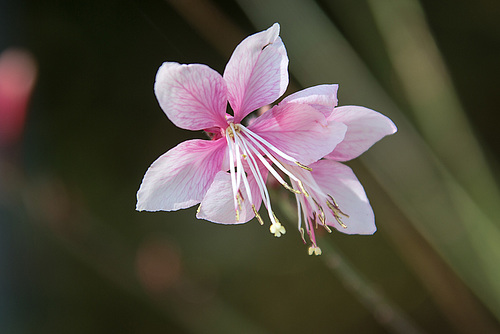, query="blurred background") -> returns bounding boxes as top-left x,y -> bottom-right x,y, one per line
1,0 -> 500,333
